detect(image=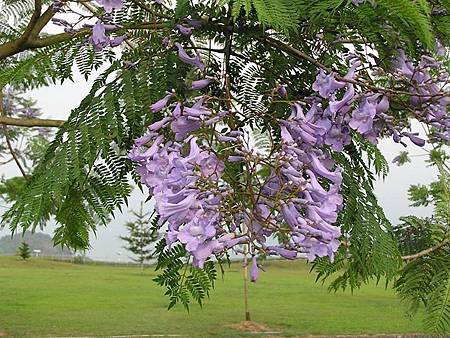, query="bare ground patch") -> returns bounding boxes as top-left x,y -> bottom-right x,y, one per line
264,335 -> 430,338
227,321 -> 281,334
